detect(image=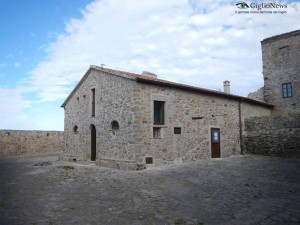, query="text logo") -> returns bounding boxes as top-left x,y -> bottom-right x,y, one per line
236,1 -> 250,9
